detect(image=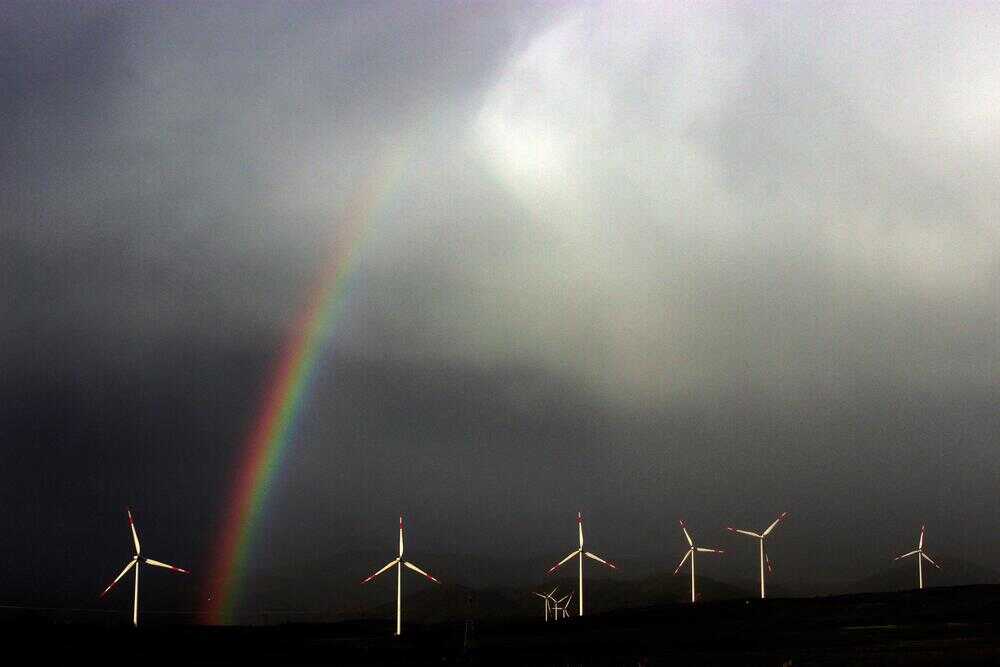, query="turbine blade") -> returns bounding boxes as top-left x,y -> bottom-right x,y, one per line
361,558 -> 399,584
921,553 -> 941,569
398,515 -> 404,557
577,512 -> 583,548
548,587 -> 559,598
762,512 -> 789,537
144,558 -> 189,574
548,549 -> 581,574
403,561 -> 440,583
765,552 -> 774,574
100,559 -> 136,597
127,509 -> 141,555
679,520 -> 693,547
918,525 -> 925,549
696,547 -> 723,554
727,527 -> 761,538
673,549 -> 692,575
584,551 -> 617,569
894,549 -> 919,561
